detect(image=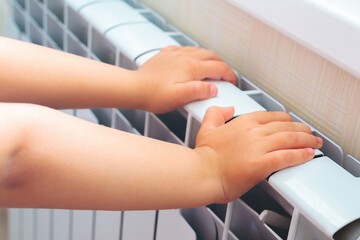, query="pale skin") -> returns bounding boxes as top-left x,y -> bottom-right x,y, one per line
0,37 -> 322,210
